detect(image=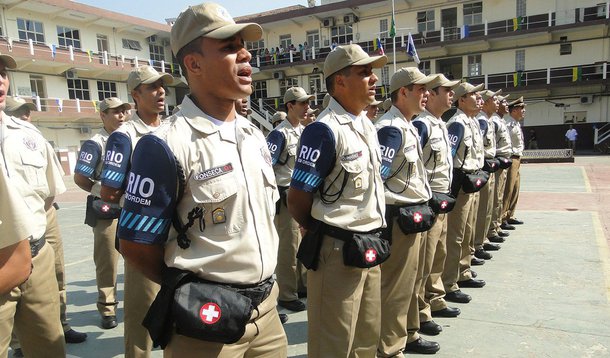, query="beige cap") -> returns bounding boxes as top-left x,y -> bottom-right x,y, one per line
453,82 -> 484,99
284,87 -> 314,103
321,93 -> 331,109
480,89 -> 502,101
272,111 -> 287,124
99,97 -> 132,112
426,74 -> 460,90
324,44 -> 387,79
508,96 -> 526,107
0,53 -> 16,69
5,97 -> 36,112
389,67 -> 436,93
382,98 -> 392,111
171,2 -> 262,56
307,107 -> 319,115
370,99 -> 382,106
127,65 -> 173,92
497,94 -> 510,102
